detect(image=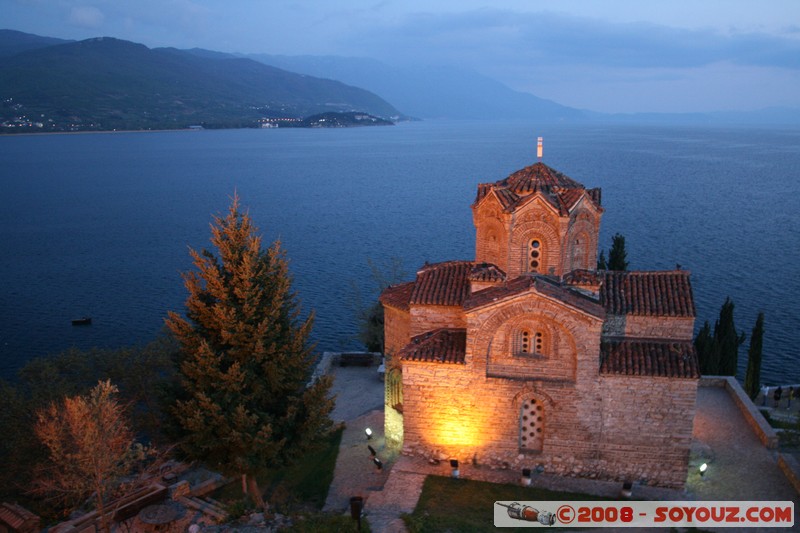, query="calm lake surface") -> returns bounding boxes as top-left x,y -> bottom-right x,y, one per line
1,120 -> 799,383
